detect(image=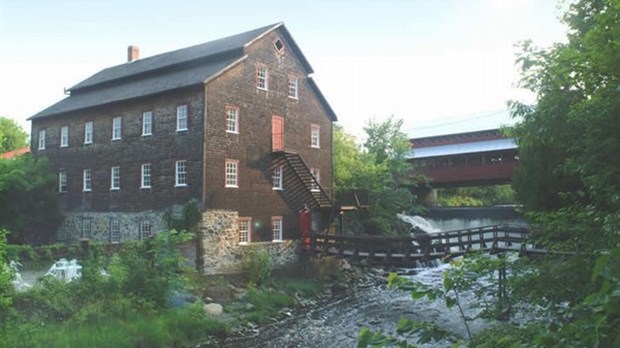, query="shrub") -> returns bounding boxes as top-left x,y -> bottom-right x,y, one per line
242,246 -> 273,286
